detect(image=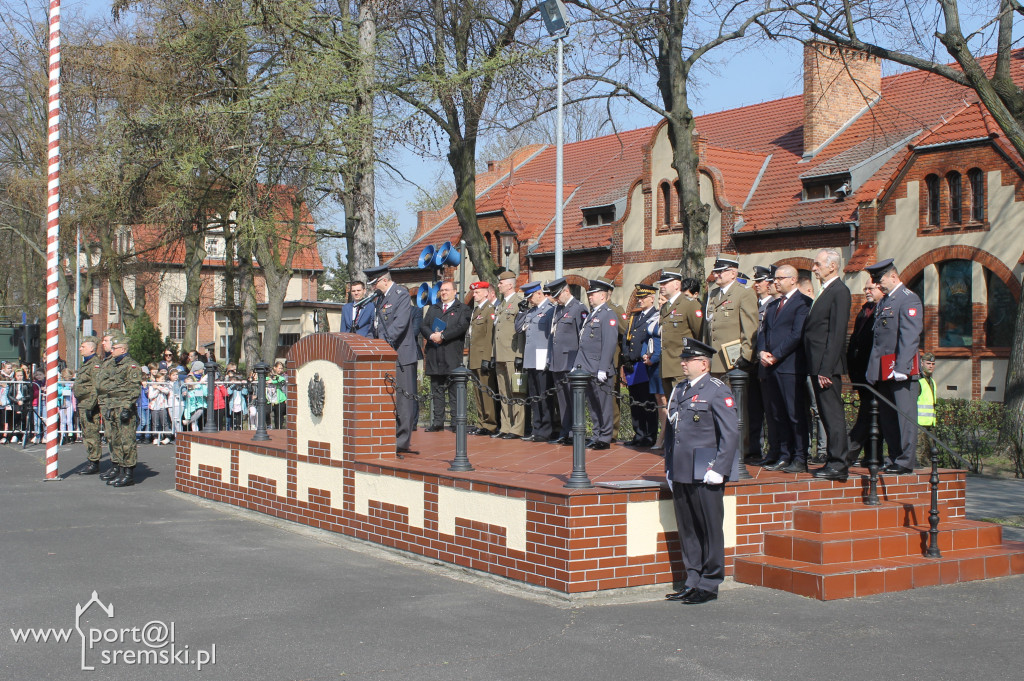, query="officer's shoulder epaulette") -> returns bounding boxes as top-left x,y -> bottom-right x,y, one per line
899,287 -> 912,296
710,377 -> 725,387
